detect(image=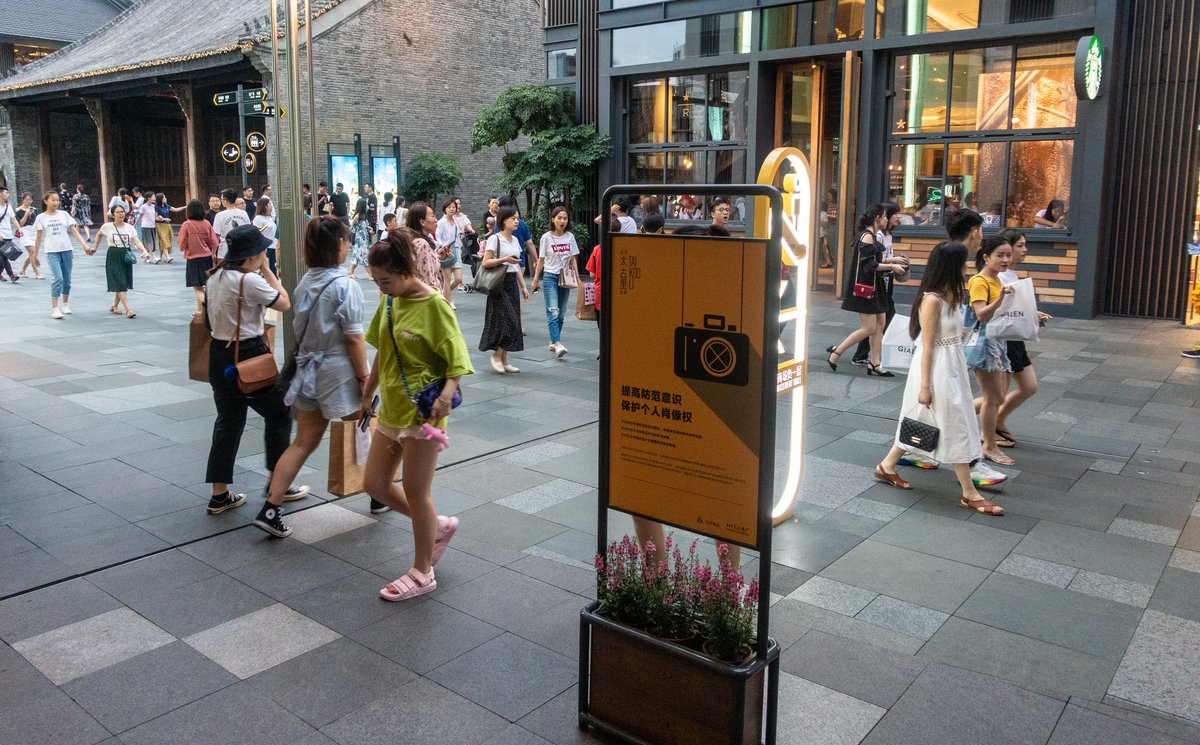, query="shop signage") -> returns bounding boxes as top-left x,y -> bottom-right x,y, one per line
1074,35 -> 1103,100
246,132 -> 266,152
605,232 -> 772,548
243,153 -> 257,174
220,142 -> 240,163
